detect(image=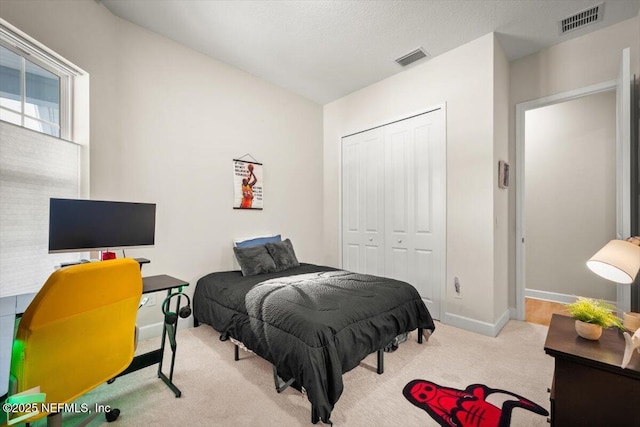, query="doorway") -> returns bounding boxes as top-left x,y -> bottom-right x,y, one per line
524,90 -> 616,317
516,81 -> 623,320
